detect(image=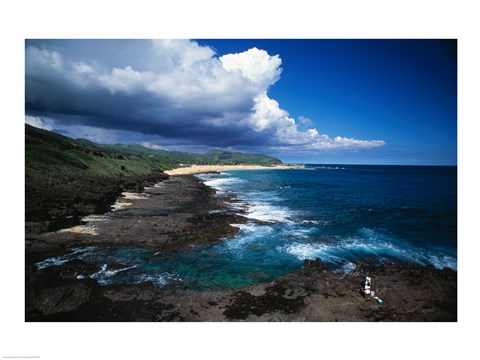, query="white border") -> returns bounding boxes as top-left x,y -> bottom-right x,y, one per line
2,1 -> 478,359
